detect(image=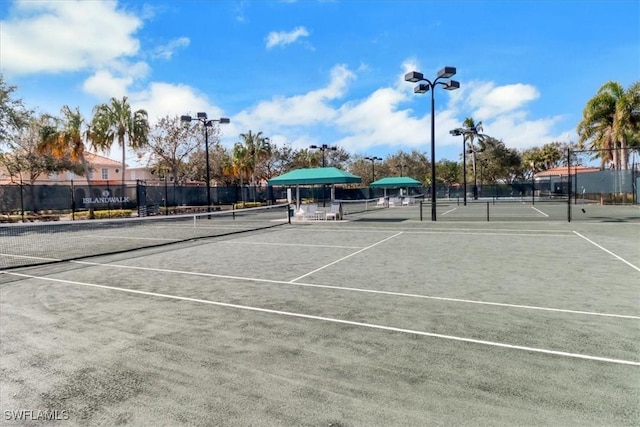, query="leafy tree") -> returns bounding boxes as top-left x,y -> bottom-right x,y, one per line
1,114 -> 80,185
90,96 -> 149,197
139,115 -> 202,183
436,159 -> 460,185
291,148 -> 320,169
577,81 -> 640,169
477,136 -> 522,183
263,142 -> 295,178
0,74 -> 31,147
